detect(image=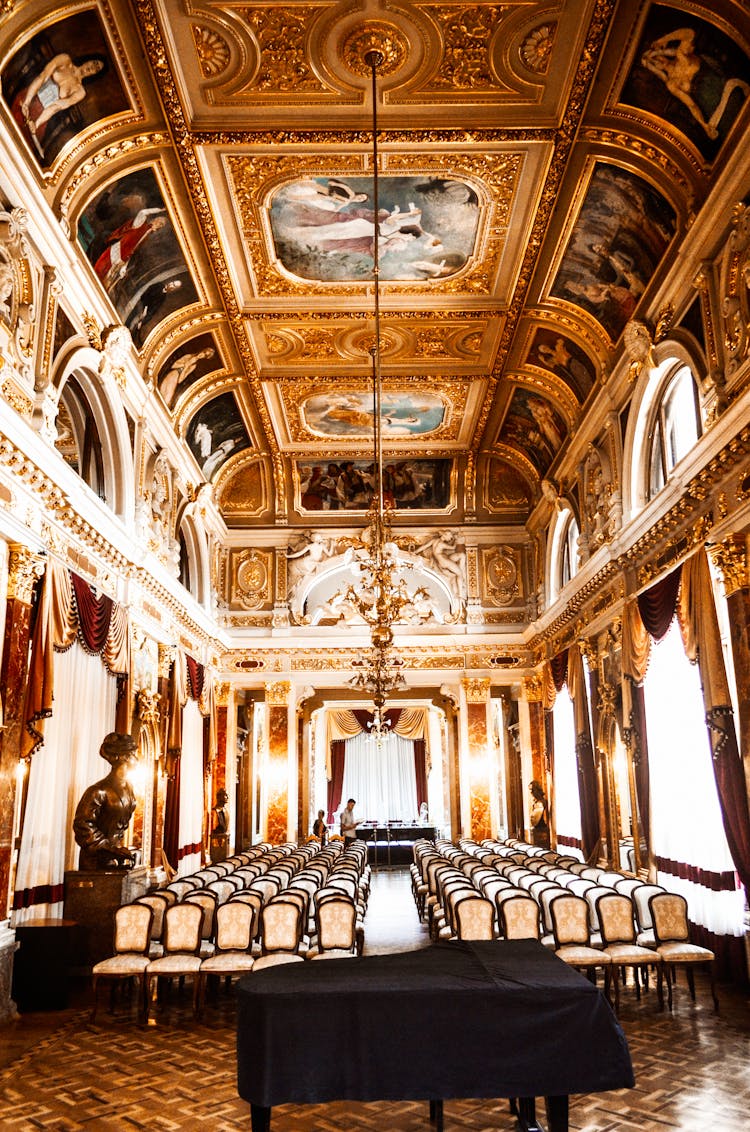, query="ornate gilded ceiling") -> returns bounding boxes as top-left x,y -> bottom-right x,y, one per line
2,0 -> 749,534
